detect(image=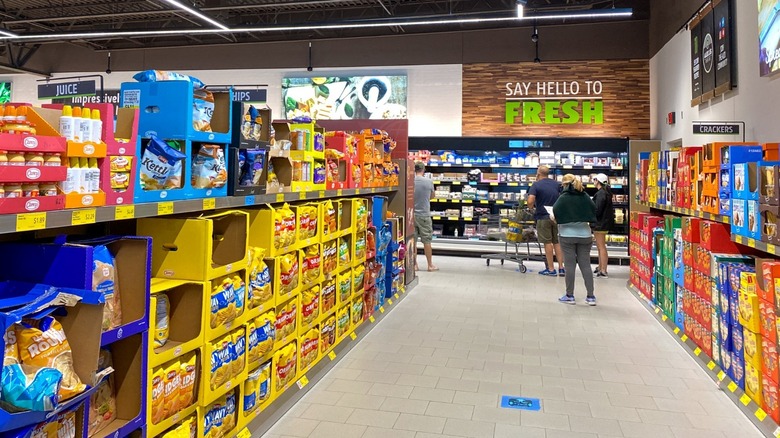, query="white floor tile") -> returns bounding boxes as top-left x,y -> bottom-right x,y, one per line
263,256 -> 763,438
